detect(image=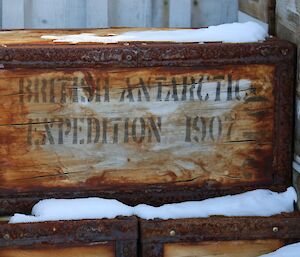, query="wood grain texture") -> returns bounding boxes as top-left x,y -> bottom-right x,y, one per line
0,244 -> 114,257
0,64 -> 275,194
276,0 -> 300,206
2,0 -> 25,29
164,240 -> 283,257
0,28 -> 177,45
193,0 -> 238,27
239,0 -> 275,34
239,0 -> 270,22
